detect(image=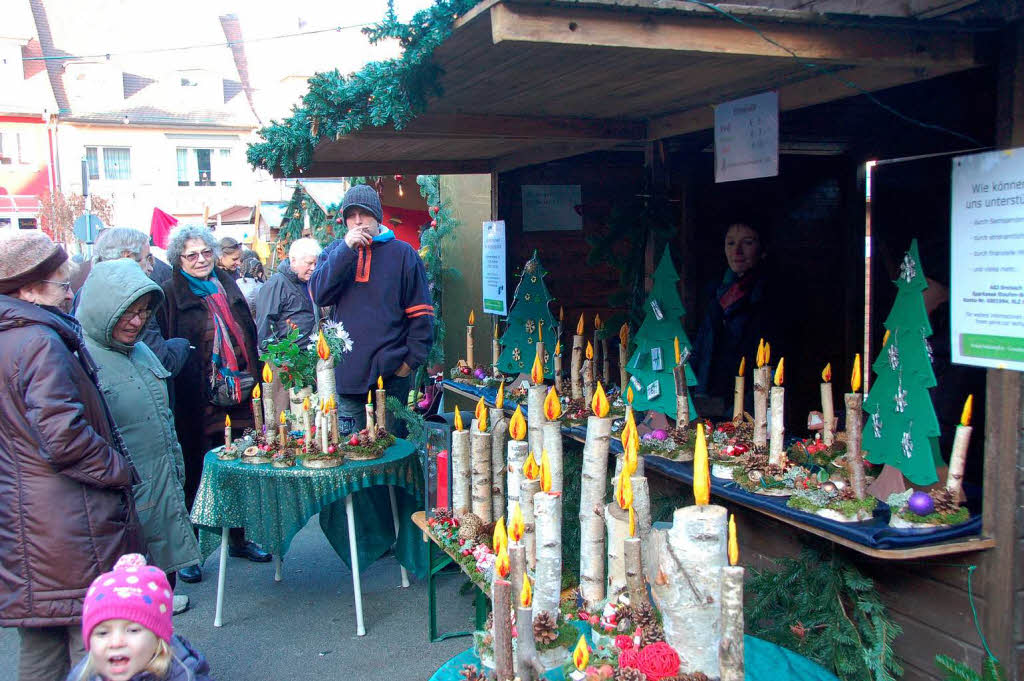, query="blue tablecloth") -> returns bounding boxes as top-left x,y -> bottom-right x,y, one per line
429,635 -> 839,681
